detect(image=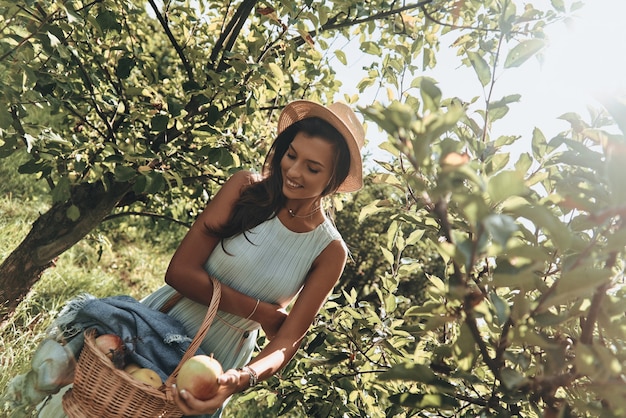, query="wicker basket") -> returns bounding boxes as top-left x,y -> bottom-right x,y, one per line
62,278 -> 221,418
